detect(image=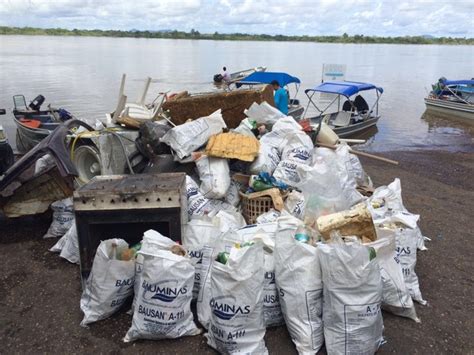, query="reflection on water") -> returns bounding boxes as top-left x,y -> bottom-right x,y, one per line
0,35 -> 472,153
